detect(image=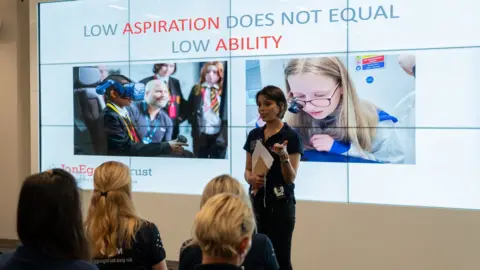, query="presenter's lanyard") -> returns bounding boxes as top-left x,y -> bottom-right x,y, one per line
107,103 -> 139,143
142,102 -> 160,144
